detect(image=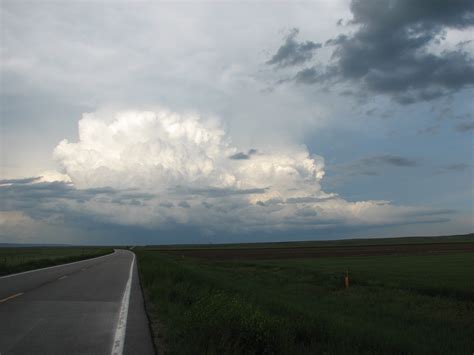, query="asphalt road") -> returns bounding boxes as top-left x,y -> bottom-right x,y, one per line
0,249 -> 155,355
